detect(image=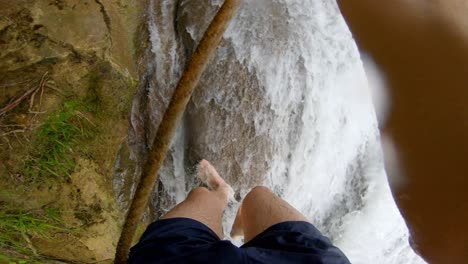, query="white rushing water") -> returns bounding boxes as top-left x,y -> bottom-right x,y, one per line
122,0 -> 427,263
